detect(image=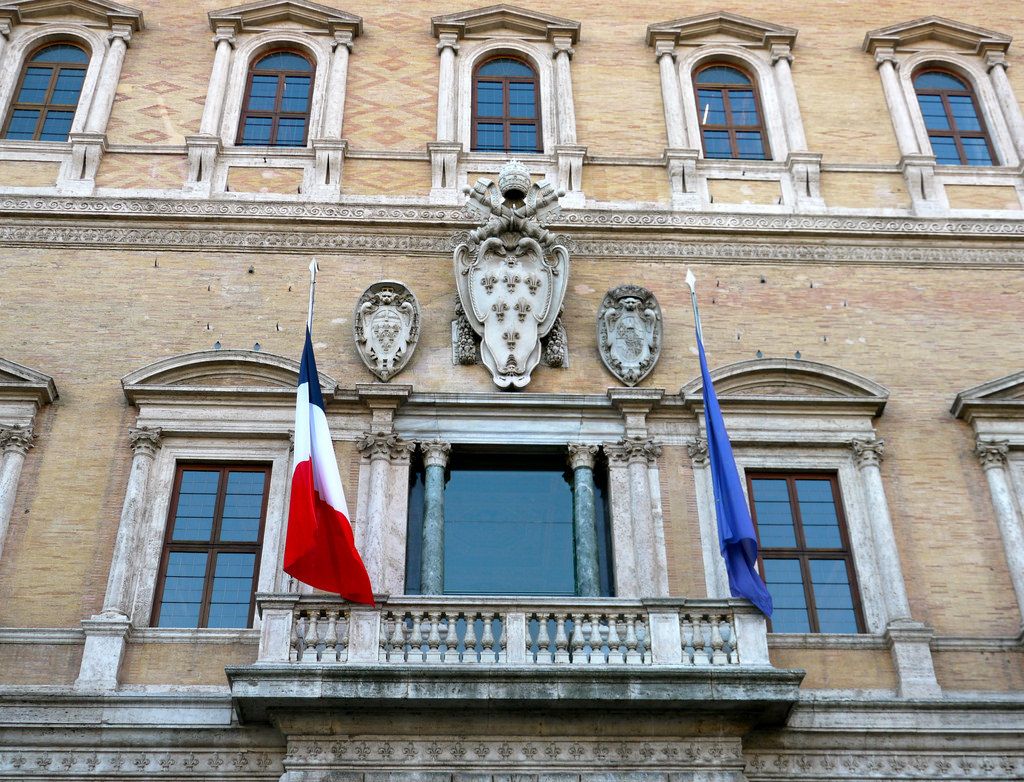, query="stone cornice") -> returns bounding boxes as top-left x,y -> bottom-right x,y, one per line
863,15 -> 1011,56
0,0 -> 145,32
951,370 -> 1024,422
0,357 -> 58,408
431,4 -> 580,44
208,0 -> 361,37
